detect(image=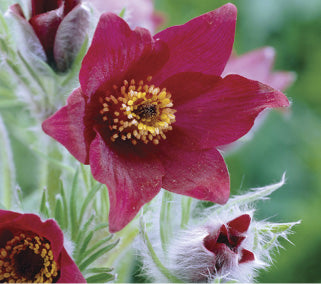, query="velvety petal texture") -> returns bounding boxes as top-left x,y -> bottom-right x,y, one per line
42,88 -> 89,164
159,145 -> 229,204
172,74 -> 289,149
89,131 -> 165,232
79,13 -> 156,96
43,4 -> 290,232
152,4 -> 237,85
0,210 -> 85,283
